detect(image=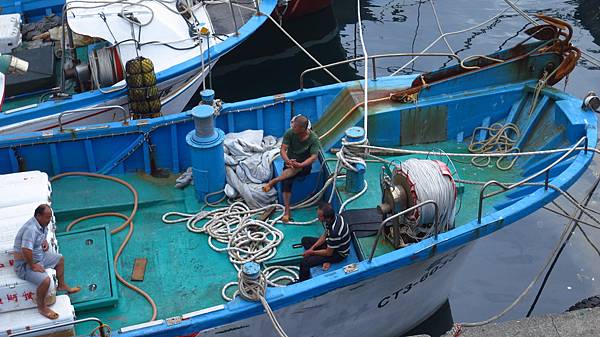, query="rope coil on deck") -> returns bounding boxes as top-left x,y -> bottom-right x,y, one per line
236,267 -> 289,337
162,203 -> 300,298
468,122 -> 520,170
